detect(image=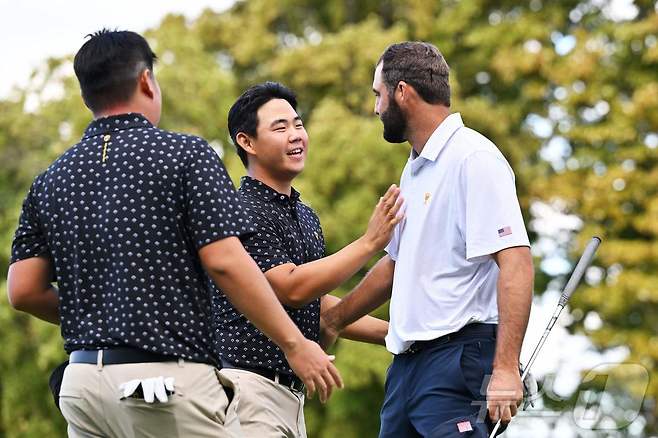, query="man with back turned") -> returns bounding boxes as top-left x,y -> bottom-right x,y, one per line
6,29 -> 341,437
